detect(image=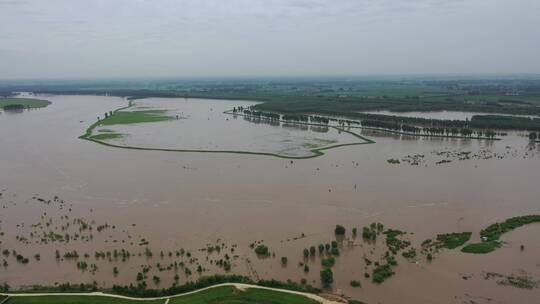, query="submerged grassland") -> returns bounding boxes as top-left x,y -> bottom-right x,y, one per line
0,98 -> 51,110
81,100 -> 174,142
98,110 -> 174,125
